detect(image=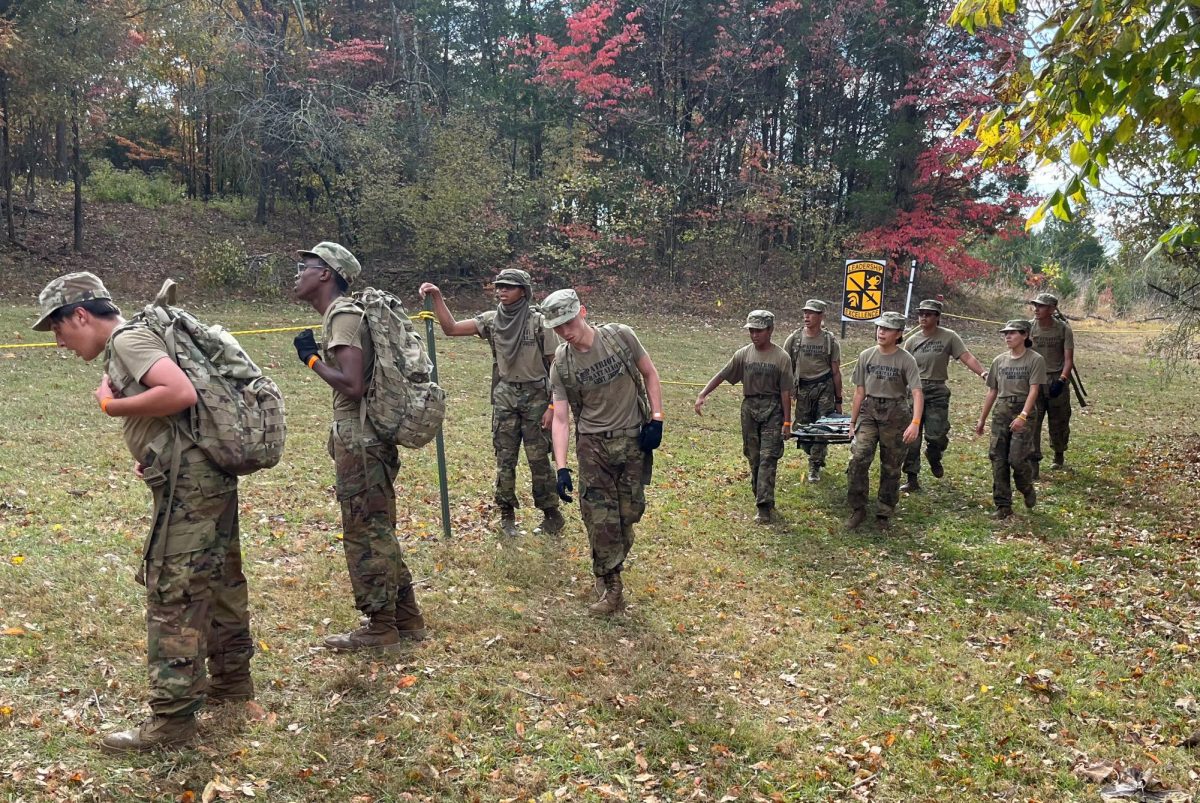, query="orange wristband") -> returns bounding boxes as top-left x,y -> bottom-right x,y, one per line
100,397 -> 111,414
307,355 -> 320,369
